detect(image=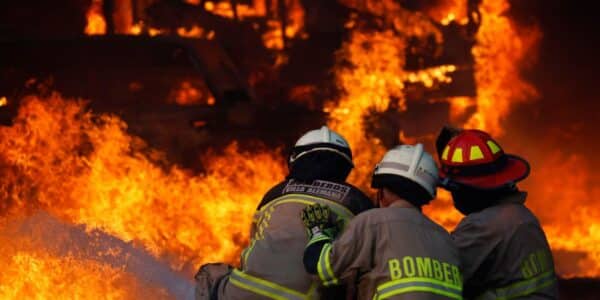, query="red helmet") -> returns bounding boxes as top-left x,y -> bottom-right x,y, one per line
439,129 -> 530,189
